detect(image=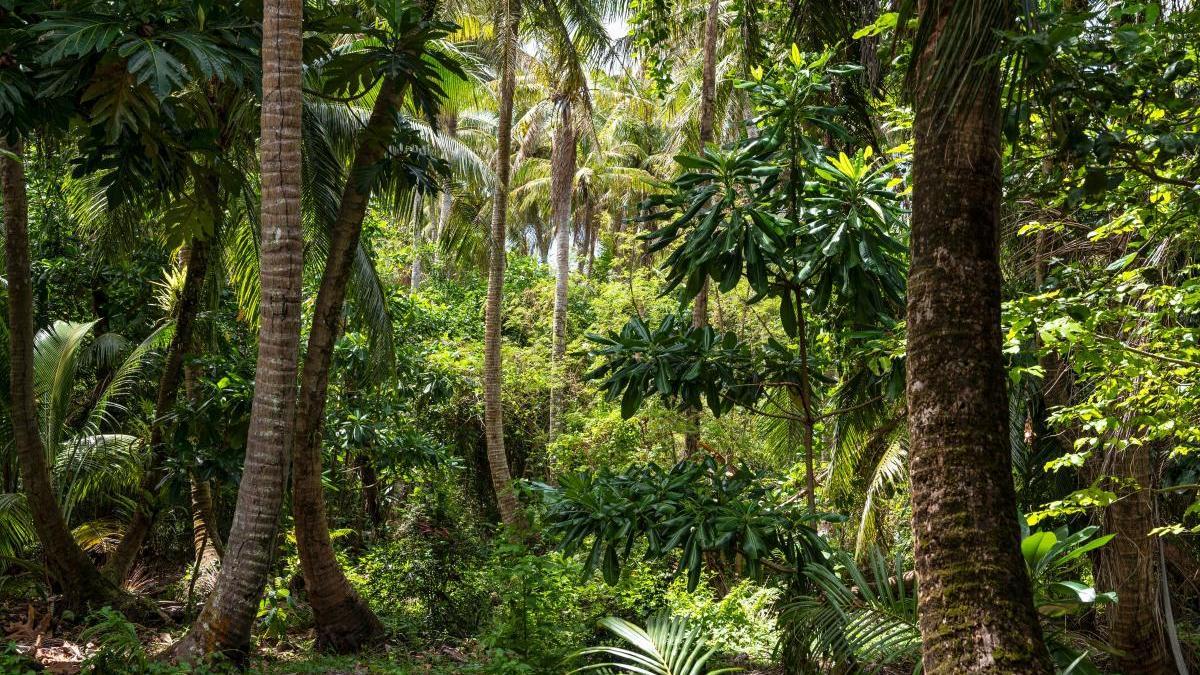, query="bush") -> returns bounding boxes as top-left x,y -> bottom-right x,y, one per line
664,576 -> 781,664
